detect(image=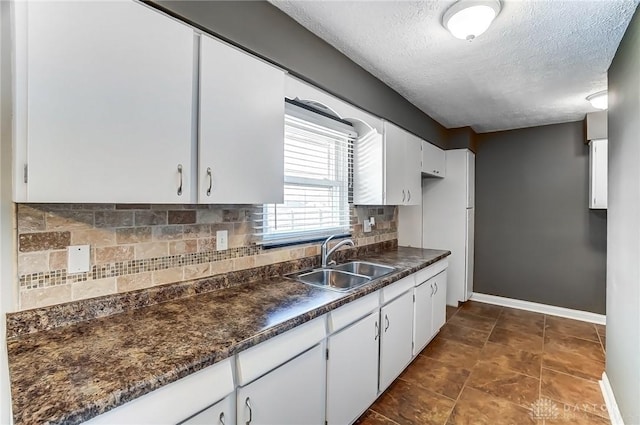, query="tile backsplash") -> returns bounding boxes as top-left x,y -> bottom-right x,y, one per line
16,203 -> 398,310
